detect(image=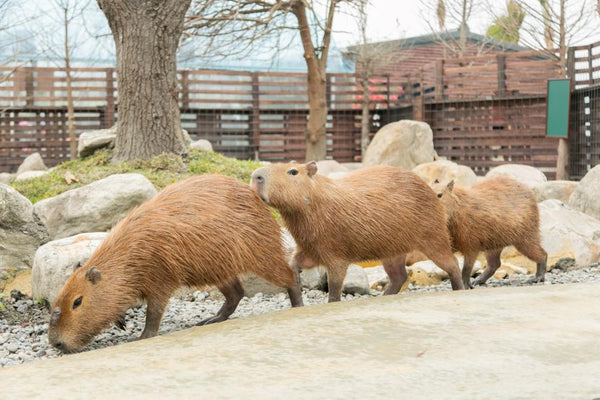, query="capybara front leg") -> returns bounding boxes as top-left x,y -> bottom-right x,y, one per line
326,263 -> 349,302
473,249 -> 502,286
461,252 -> 478,289
198,277 -> 244,326
382,254 -> 407,295
287,260 -> 304,308
140,297 -> 167,340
